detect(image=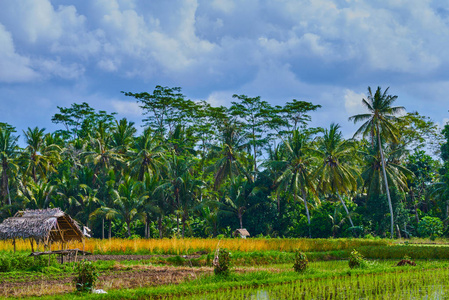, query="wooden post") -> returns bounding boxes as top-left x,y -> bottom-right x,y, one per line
30,239 -> 34,253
